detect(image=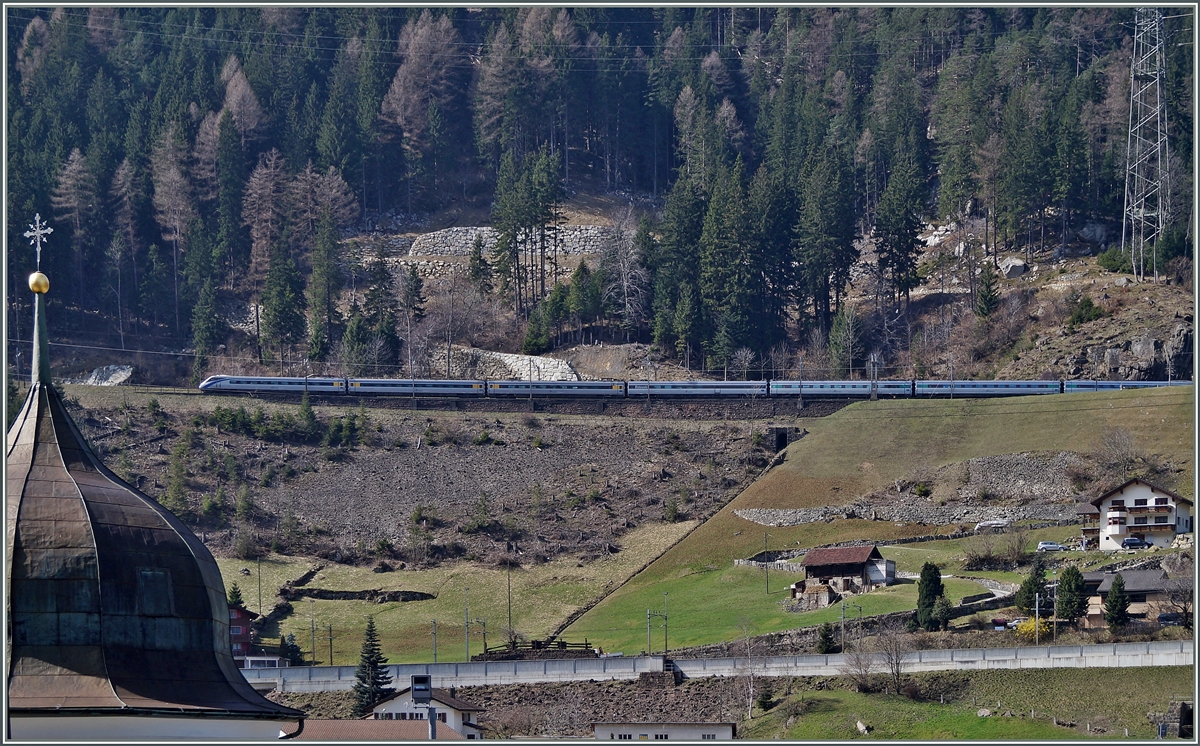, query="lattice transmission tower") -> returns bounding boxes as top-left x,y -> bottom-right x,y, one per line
1120,7 -> 1171,283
